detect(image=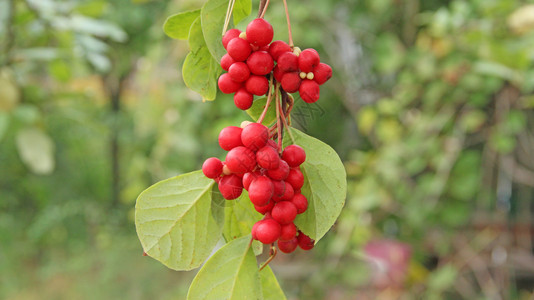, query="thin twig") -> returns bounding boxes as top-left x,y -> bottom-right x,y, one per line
257,75 -> 274,124
282,0 -> 294,47
222,0 -> 236,35
259,245 -> 277,271
257,0 -> 267,18
259,0 -> 271,18
279,103 -> 295,143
